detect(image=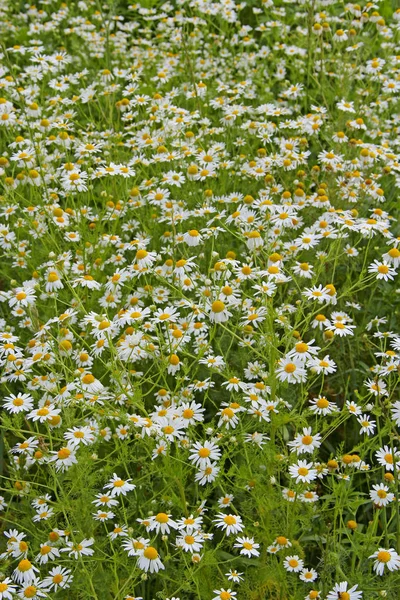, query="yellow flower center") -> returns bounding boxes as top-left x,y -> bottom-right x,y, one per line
198,447 -> 211,458
298,467 -> 309,476
223,515 -> 236,525
113,479 -> 125,487
377,550 -> 391,563
316,397 -> 329,408
18,559 -> 32,572
143,546 -> 158,560
388,248 -> 400,258
243,541 -> 253,550
82,373 -> 95,384
155,512 -> 169,523
295,342 -> 308,353
57,448 -> 71,460
276,536 -> 288,545
211,300 -> 225,313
